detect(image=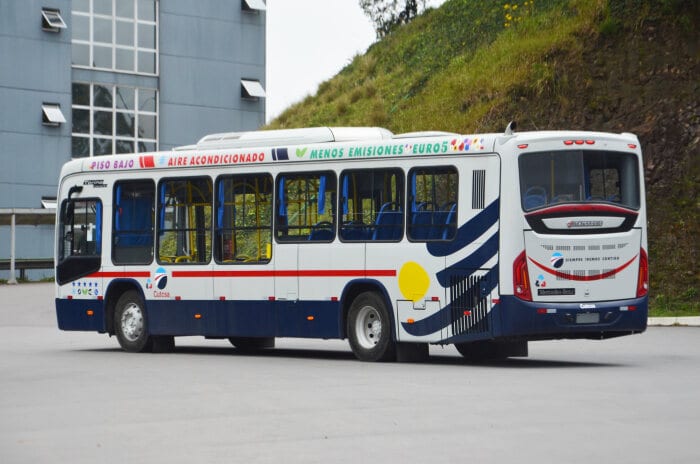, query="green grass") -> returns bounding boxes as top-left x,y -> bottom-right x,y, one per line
269,0 -> 579,132
268,0 -> 700,316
